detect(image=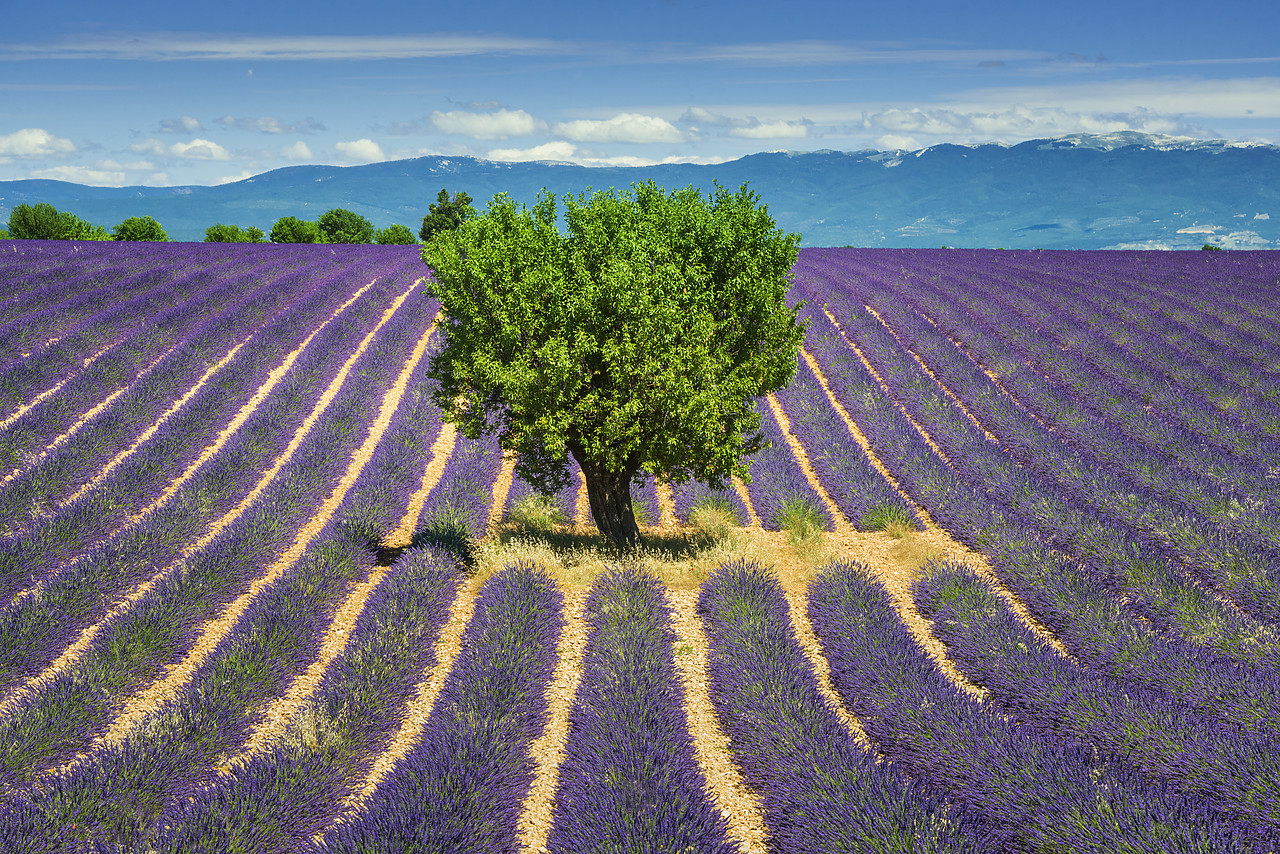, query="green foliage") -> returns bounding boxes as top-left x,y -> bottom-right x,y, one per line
317,208 -> 374,244
7,202 -> 66,240
204,223 -> 264,243
1201,243 -> 1223,250
858,503 -> 914,538
7,203 -> 109,240
112,215 -> 168,242
779,497 -> 824,546
269,216 -> 322,244
0,228 -> 9,240
505,494 -> 566,533
419,188 -> 476,242
375,223 -> 417,245
422,181 -> 803,545
59,212 -> 110,241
